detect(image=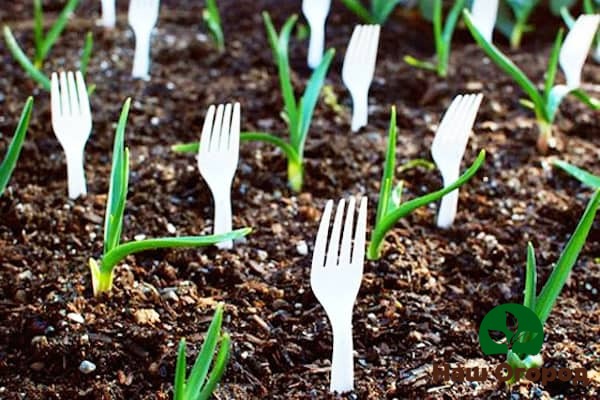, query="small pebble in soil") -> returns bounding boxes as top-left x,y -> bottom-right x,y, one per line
30,362 -> 44,371
79,360 -> 96,375
257,249 -> 268,261
167,223 -> 176,234
67,312 -> 85,324
296,240 -> 308,256
151,116 -> 160,126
